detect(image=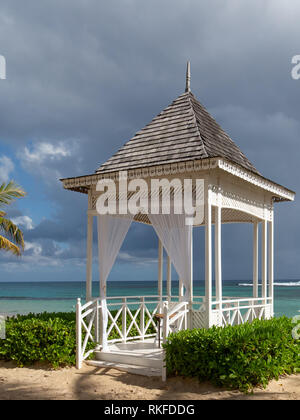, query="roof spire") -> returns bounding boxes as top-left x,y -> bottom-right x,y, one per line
185,61 -> 191,93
